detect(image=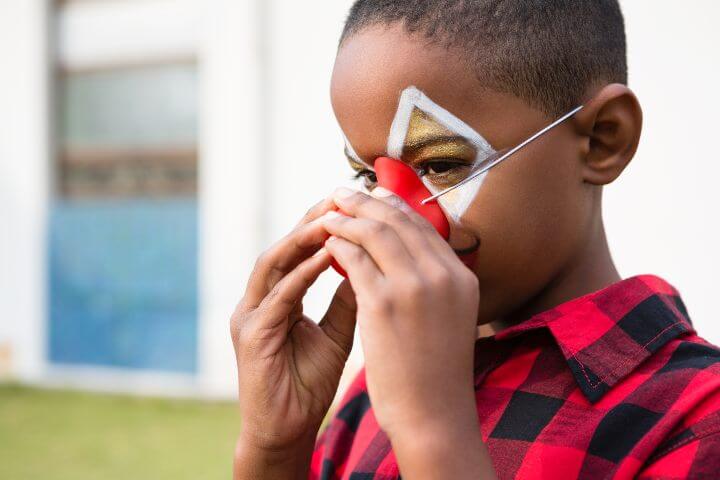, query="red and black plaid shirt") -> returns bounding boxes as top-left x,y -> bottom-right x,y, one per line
310,275 -> 720,479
